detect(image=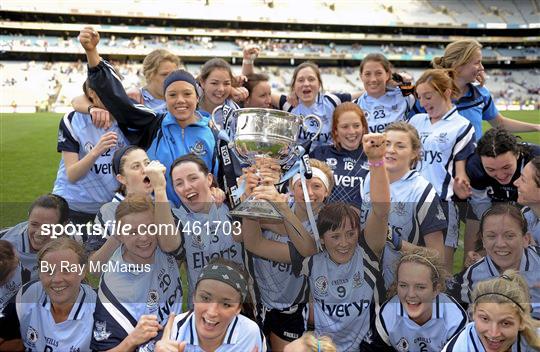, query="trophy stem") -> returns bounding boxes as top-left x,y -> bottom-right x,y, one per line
230,194 -> 284,221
